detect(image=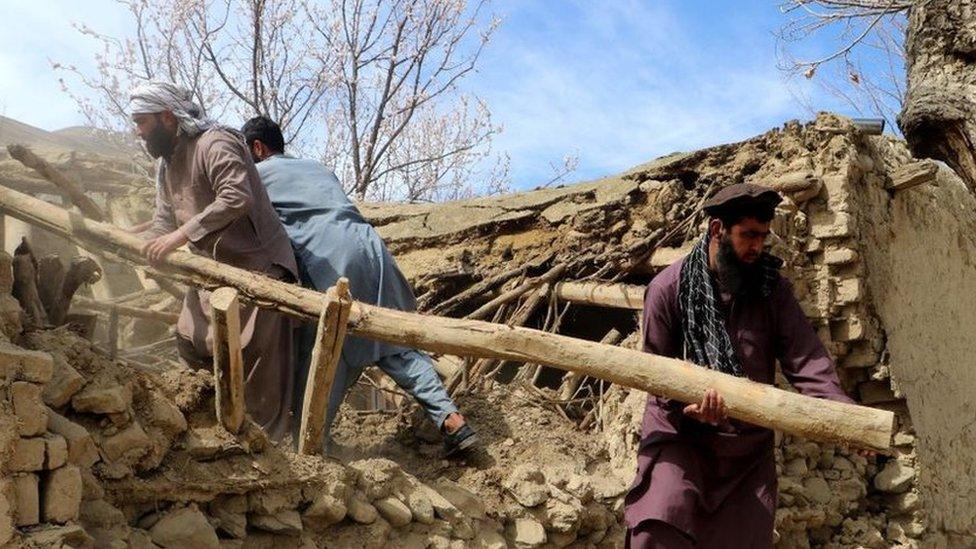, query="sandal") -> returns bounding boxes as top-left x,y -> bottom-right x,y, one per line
442,423 -> 478,457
